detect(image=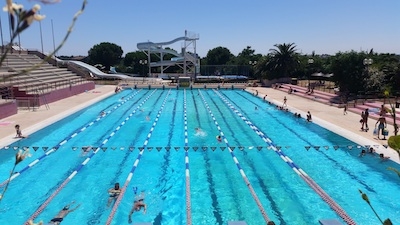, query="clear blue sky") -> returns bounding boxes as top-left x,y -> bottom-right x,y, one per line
4,0 -> 400,57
